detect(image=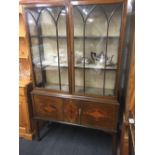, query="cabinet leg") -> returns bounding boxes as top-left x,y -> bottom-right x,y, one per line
36,120 -> 41,141
112,133 -> 117,155
47,121 -> 52,128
